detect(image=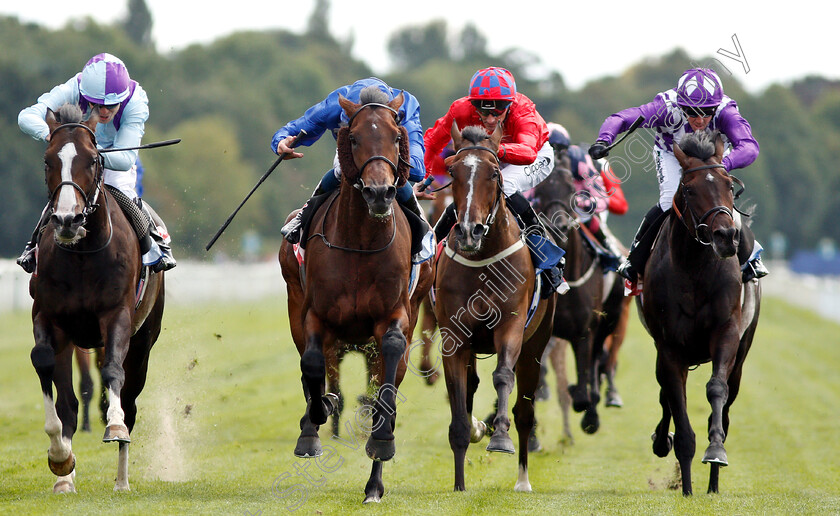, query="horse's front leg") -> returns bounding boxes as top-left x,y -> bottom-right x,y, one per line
31,318 -> 77,493
300,314 -> 338,428
486,324 -> 525,454
100,308 -> 134,445
442,346 -> 472,491
655,348 -> 694,496
365,316 -> 409,462
702,321 -> 741,492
